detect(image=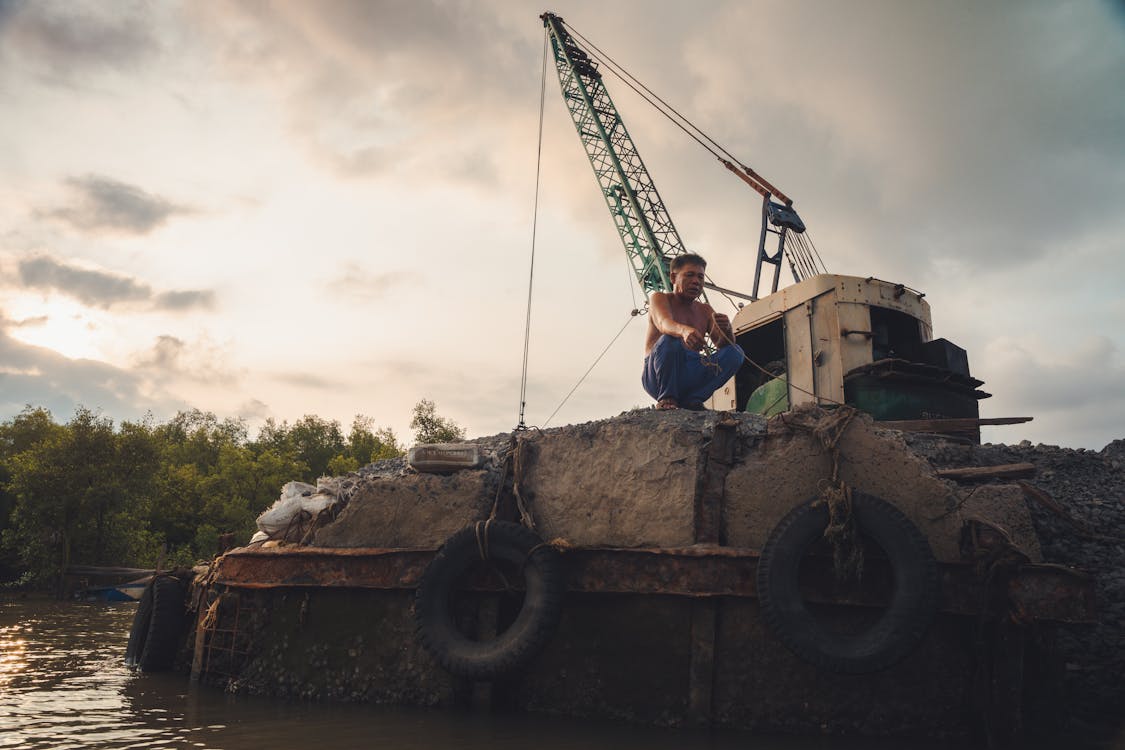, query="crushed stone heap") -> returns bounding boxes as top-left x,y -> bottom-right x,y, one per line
905,433 -> 1125,736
